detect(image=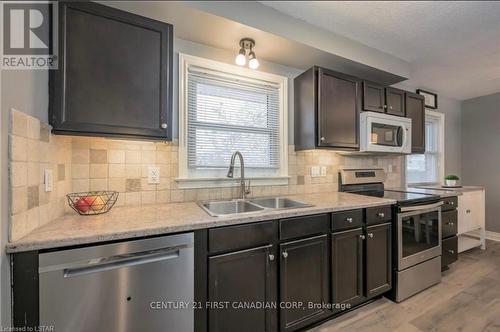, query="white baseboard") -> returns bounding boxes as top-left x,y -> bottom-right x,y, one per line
466,229 -> 500,242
